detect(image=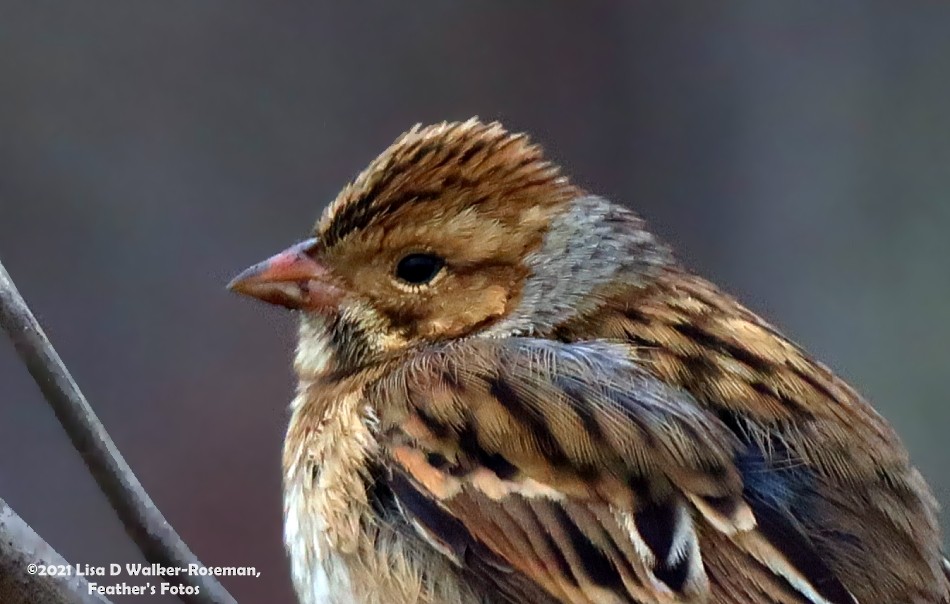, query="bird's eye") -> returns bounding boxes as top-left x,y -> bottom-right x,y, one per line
395,253 -> 445,285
